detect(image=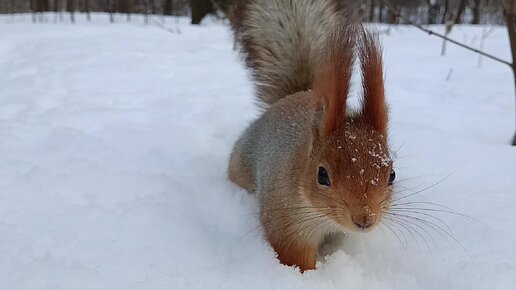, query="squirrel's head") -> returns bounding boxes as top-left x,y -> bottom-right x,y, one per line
301,28 -> 393,232
303,120 -> 393,232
